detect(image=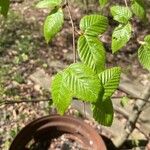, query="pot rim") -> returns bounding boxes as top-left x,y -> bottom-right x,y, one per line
9,114 -> 107,150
